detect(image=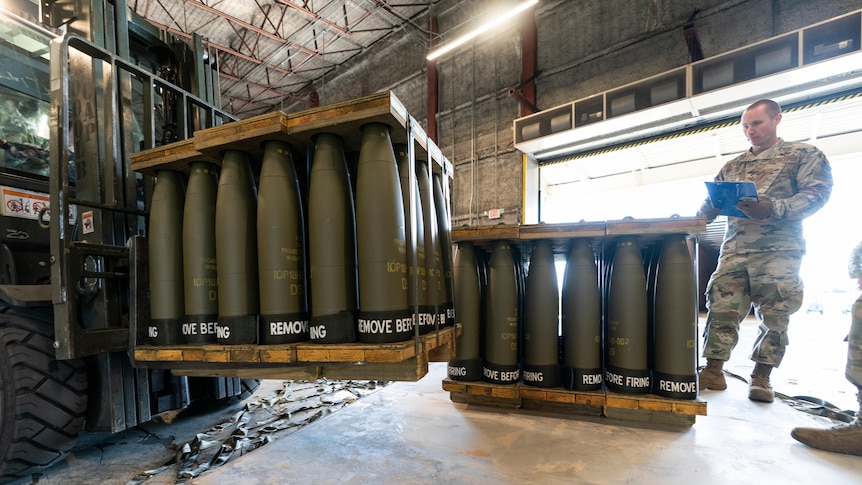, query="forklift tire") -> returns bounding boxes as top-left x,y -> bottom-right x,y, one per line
239,378 -> 261,400
0,304 -> 88,482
